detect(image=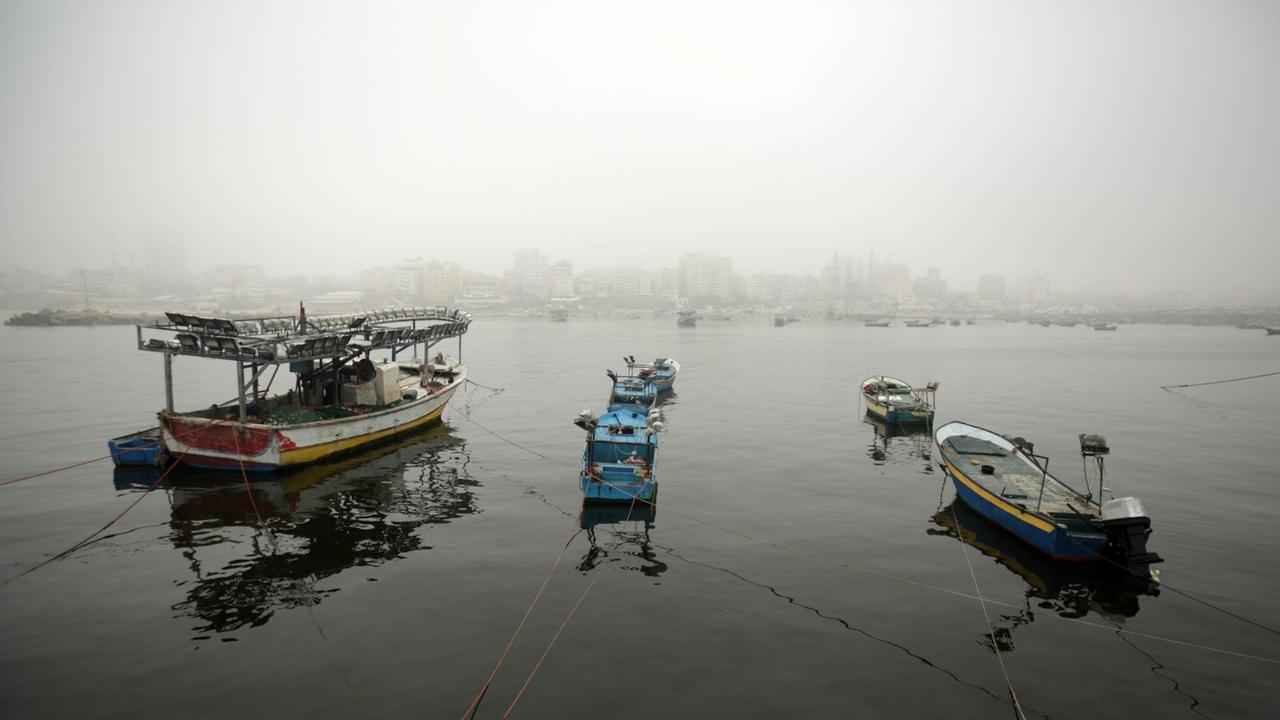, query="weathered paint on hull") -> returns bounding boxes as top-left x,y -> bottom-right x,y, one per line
863,397 -> 933,425
580,472 -> 656,503
944,457 -> 1104,561
162,373 -> 464,472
